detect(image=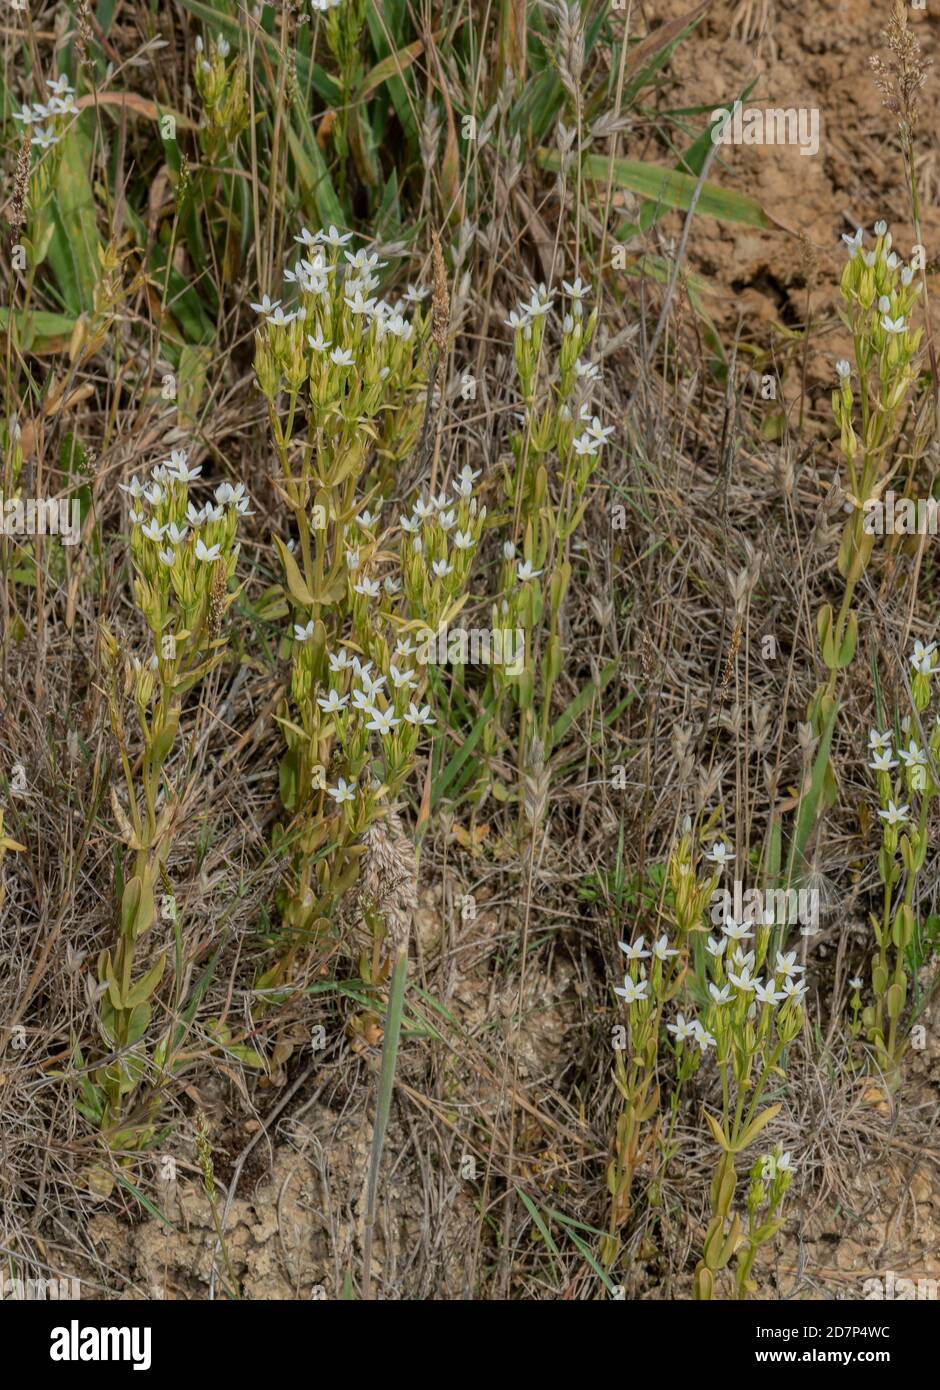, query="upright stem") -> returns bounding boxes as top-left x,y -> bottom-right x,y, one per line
362,948 -> 408,1300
